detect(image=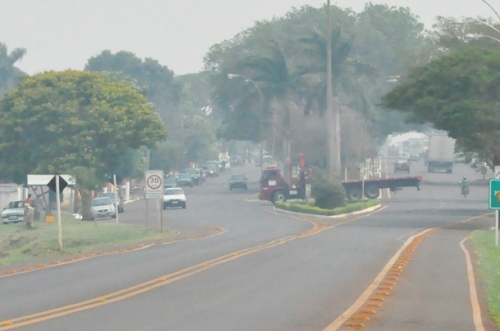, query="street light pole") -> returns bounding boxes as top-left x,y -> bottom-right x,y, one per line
227,73 -> 264,172
326,0 -> 335,179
